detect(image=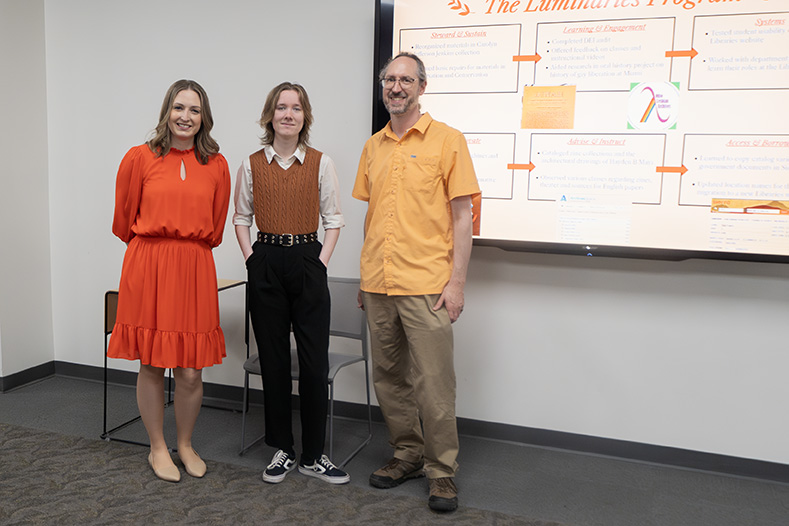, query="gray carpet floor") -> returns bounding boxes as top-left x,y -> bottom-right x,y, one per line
0,422 -> 550,525
2,376 -> 789,525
